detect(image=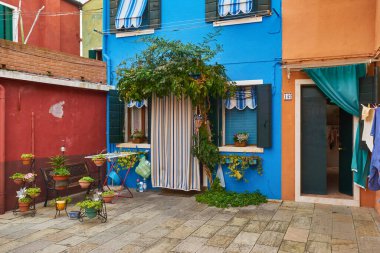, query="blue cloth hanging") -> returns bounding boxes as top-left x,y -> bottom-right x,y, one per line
115,0 -> 148,29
